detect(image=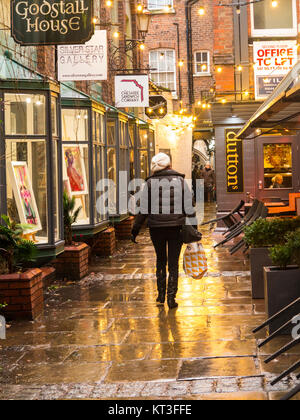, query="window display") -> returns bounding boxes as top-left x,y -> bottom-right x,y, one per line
63,146 -> 89,196
6,140 -> 48,243
264,143 -> 292,189
7,161 -> 42,234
